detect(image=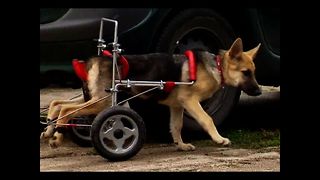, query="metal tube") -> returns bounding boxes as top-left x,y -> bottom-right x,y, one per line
98,18 -> 119,107
55,123 -> 92,127
100,18 -> 118,43
111,52 -> 117,106
115,80 -> 194,86
117,86 -> 159,105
